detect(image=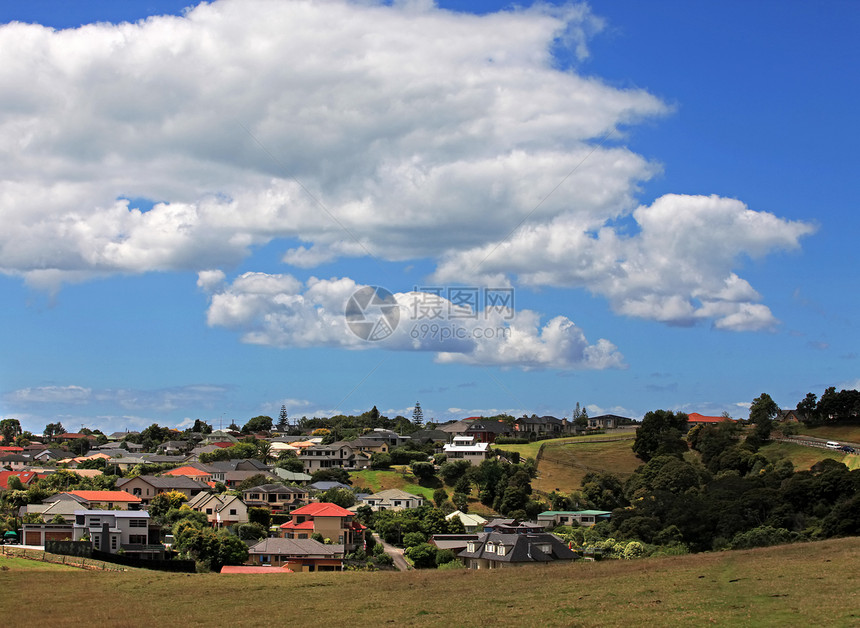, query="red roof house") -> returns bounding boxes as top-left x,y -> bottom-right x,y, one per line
687,413 -> 736,426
